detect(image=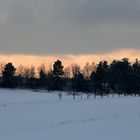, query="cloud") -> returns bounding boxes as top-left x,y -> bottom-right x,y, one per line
3,0 -> 140,23
52,0 -> 140,22
0,0 -> 140,55
0,49 -> 140,68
